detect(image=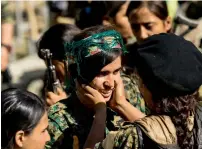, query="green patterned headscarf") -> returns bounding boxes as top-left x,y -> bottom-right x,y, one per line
64,30 -> 127,87
65,30 -> 127,65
